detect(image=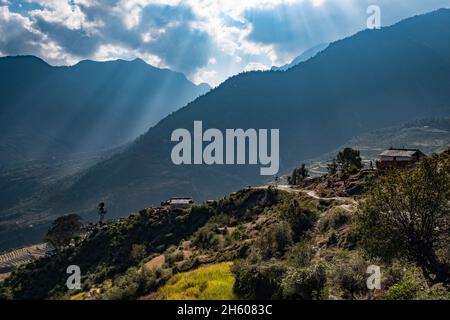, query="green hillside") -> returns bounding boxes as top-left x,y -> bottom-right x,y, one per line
1,148 -> 449,300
